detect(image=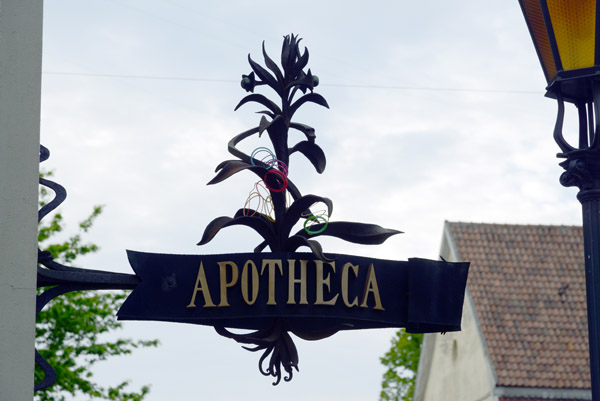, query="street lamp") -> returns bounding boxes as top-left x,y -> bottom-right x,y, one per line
519,0 -> 600,397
